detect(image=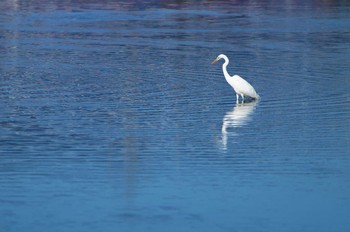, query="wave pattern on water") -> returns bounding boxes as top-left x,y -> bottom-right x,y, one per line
1,1 -> 350,232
